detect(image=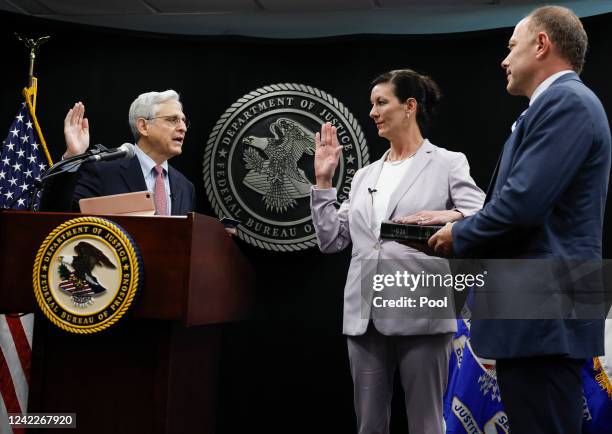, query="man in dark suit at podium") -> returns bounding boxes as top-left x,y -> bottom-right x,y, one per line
429,6 -> 611,434
42,89 -> 195,215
